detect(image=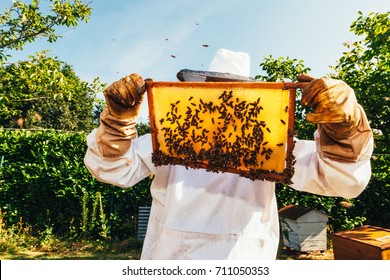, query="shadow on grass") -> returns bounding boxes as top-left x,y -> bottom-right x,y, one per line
0,238 -> 143,260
